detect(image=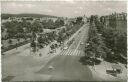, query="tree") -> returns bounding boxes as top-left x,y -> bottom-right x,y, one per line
76,17 -> 83,24
96,14 -> 127,64
57,35 -> 63,44
115,33 -> 127,57
30,21 -> 43,36
30,41 -> 36,52
42,19 -> 55,29
37,36 -> 45,48
54,19 -> 64,28
8,39 -> 12,45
